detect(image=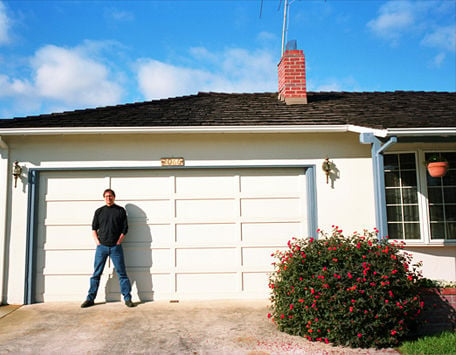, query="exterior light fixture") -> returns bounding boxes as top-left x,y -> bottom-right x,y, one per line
322,157 -> 332,184
12,161 -> 22,188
